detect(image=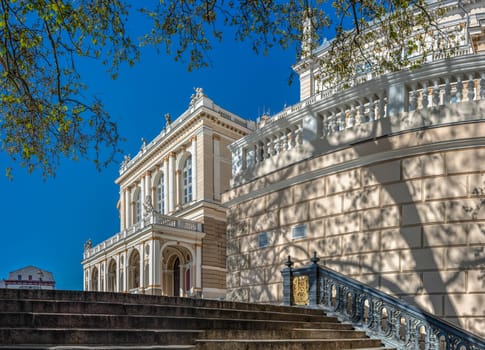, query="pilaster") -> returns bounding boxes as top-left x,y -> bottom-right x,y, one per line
213,134 -> 221,200
115,255 -> 120,292
175,169 -> 182,209
122,252 -> 128,292
124,187 -> 131,228
163,158 -> 169,214
139,243 -> 145,291
148,240 -> 161,295
168,153 -> 175,212
191,136 -> 198,201
140,177 -> 145,219
195,245 -> 202,291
